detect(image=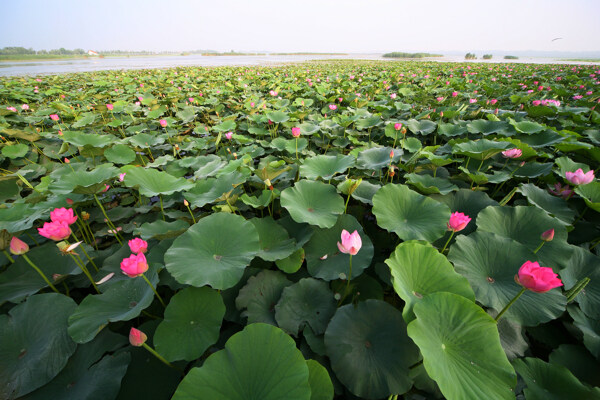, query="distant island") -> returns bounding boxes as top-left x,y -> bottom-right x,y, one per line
383,52 -> 443,58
